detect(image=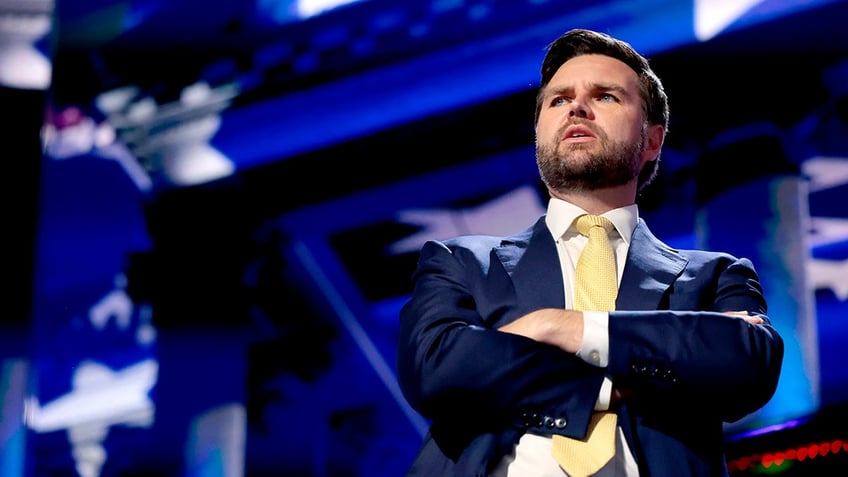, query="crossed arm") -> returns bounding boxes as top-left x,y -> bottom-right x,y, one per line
498,308 -> 765,405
